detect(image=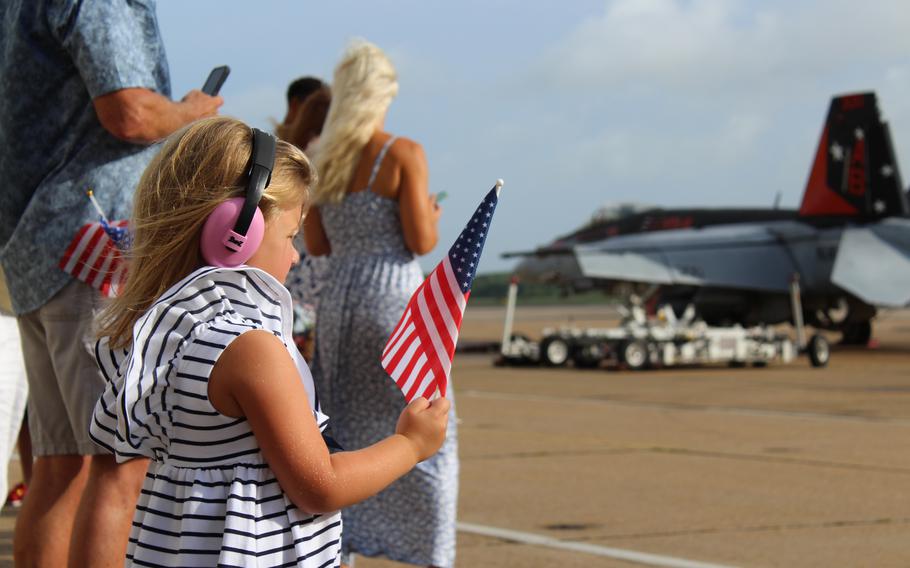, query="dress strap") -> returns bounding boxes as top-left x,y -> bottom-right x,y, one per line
365,136 -> 397,193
